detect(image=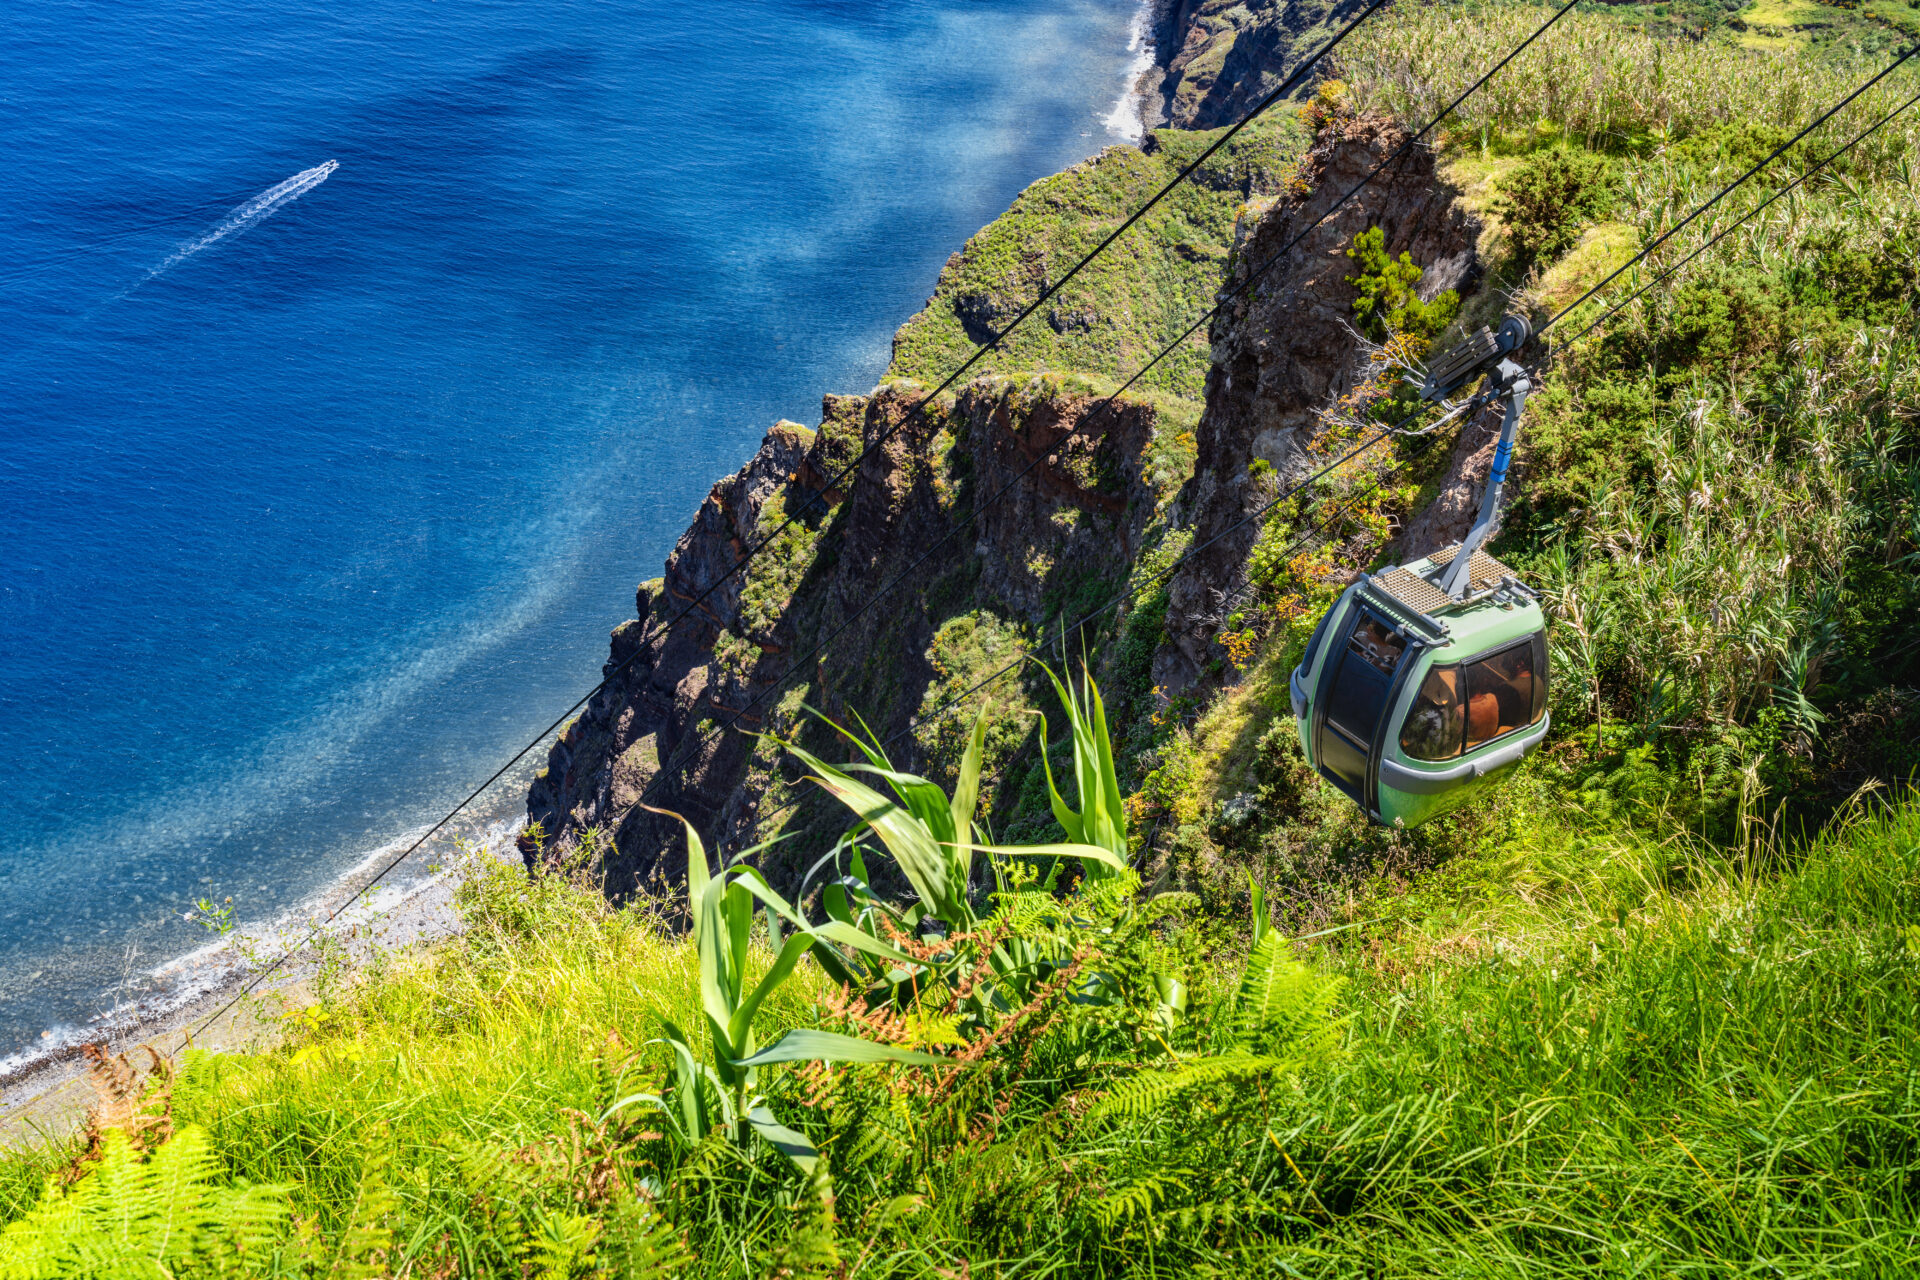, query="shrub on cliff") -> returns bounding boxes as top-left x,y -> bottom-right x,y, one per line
1492,147 -> 1617,273
1344,225 -> 1461,345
